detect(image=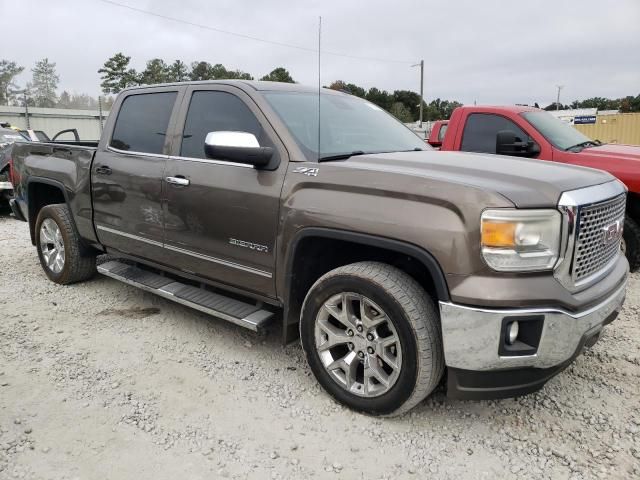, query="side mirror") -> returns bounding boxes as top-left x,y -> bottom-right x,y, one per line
496,130 -> 539,158
204,131 -> 273,167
